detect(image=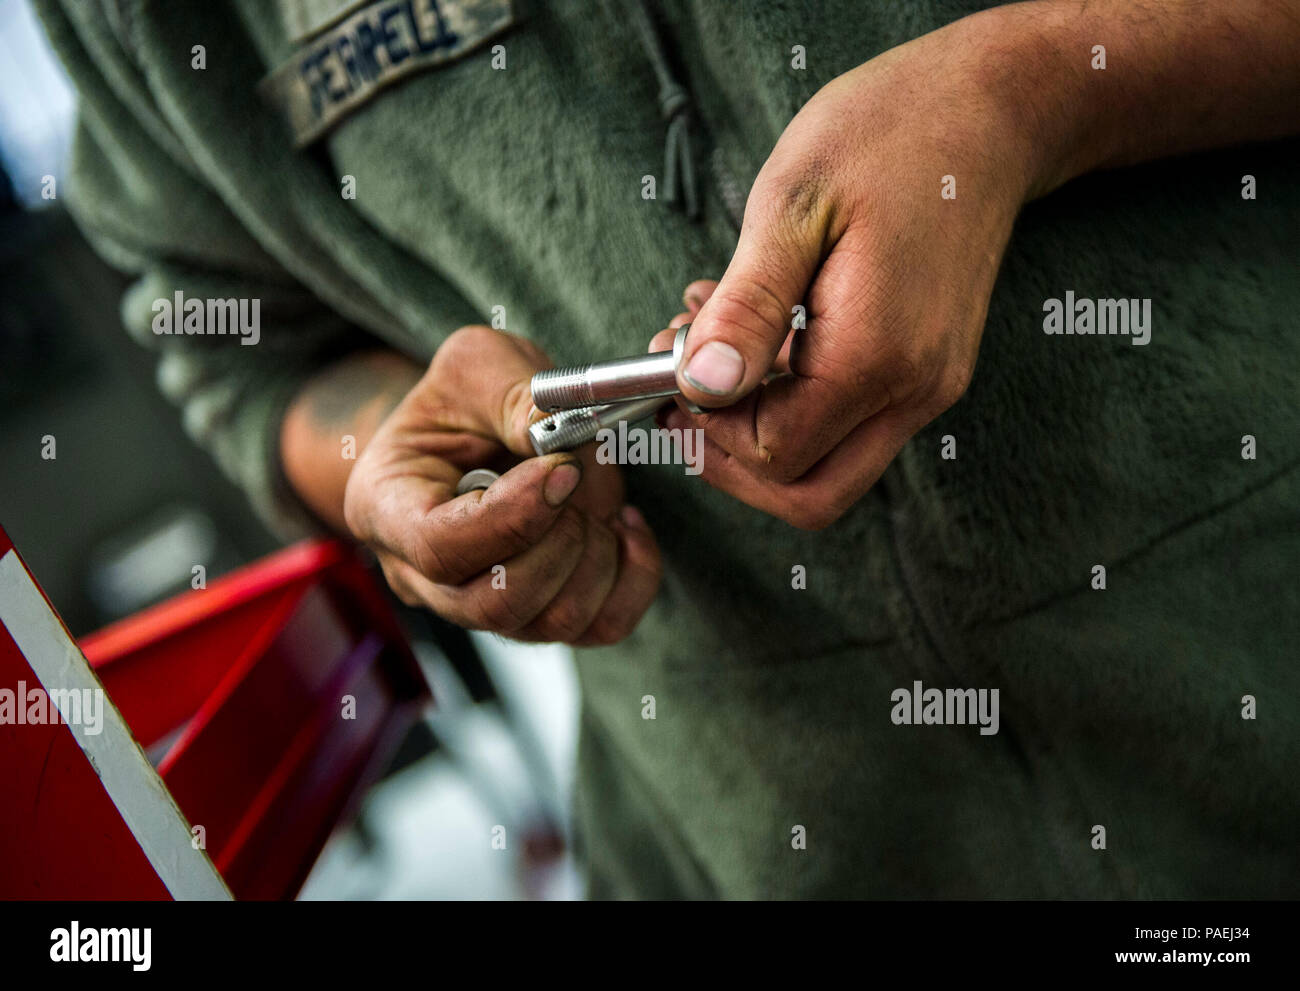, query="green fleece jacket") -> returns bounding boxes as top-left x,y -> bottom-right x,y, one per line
37,0 -> 1300,898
